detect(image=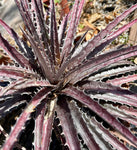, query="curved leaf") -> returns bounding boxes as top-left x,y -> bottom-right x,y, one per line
62,86 -> 137,147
